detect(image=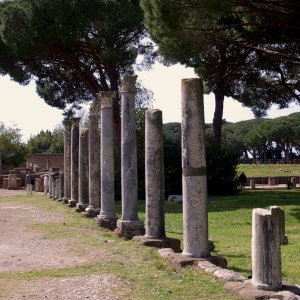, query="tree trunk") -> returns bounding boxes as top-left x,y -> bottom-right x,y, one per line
213,88 -> 225,142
